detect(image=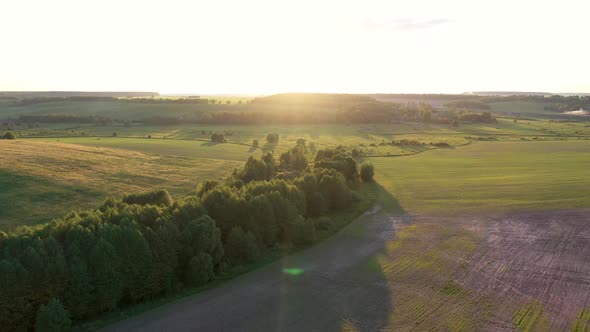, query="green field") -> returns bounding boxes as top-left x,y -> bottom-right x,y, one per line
3,120 -> 590,228
371,140 -> 590,214
2,95 -> 590,331
490,101 -> 565,118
